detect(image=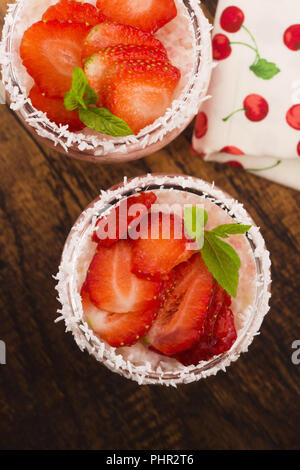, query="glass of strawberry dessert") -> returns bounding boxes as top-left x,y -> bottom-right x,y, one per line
55,174 -> 271,386
0,0 -> 212,163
